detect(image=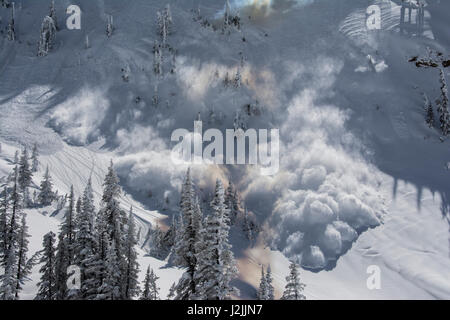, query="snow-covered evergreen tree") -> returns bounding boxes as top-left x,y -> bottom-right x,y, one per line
257,266 -> 267,300
265,265 -> 274,300
38,166 -> 55,206
31,143 -> 39,172
149,226 -> 166,259
36,231 -> 57,300
234,69 -> 242,88
0,187 -> 9,260
61,186 -> 76,266
6,3 -> 15,41
174,169 -> 197,266
225,183 -> 240,225
14,214 -> 34,299
97,160 -> 127,299
3,169 -> 19,260
54,230 -> 69,299
0,243 -> 17,300
101,161 -> 126,253
140,266 -> 160,300
97,241 -> 122,300
281,261 -> 306,300
123,207 -> 140,300
93,199 -> 108,296
74,178 -> 99,300
167,282 -> 176,300
75,196 -> 82,216
37,16 -> 56,57
195,180 -> 238,300
1,167 -> 21,271
438,68 -> 449,136
18,147 -> 32,197
173,169 -> 205,300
